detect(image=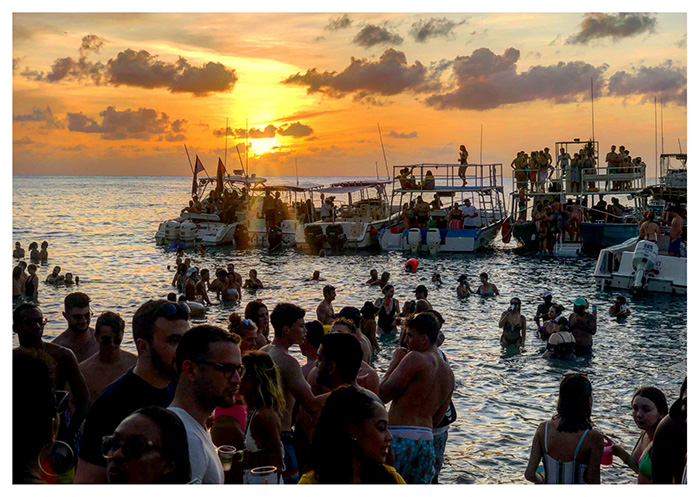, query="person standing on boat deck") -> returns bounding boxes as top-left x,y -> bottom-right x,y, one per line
79,311 -> 137,403
605,145 -> 618,190
568,297 -> 596,356
262,189 -> 276,229
169,325 -> 243,484
379,312 -> 454,484
429,193 -> 443,210
461,199 -> 479,227
320,197 -> 334,221
458,145 -> 469,186
557,147 -> 571,183
74,299 -> 189,483
316,285 -> 336,325
52,292 -> 99,363
667,206 -> 683,256
261,303 -> 329,484
639,212 -> 661,242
